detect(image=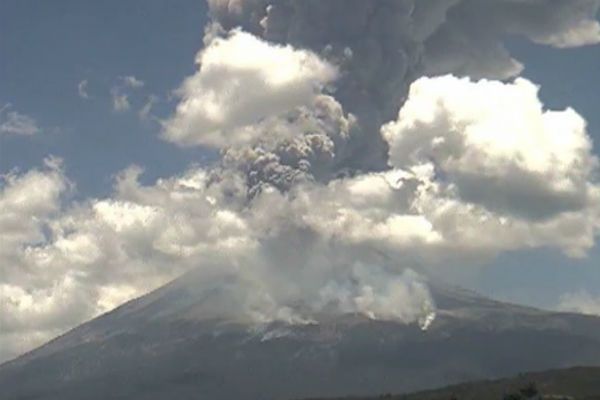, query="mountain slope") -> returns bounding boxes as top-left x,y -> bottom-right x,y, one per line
400,367 -> 600,400
2,270 -> 600,400
308,367 -> 600,400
